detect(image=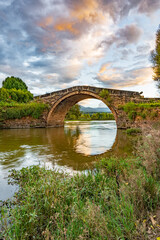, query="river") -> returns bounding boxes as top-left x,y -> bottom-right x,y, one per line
0,121 -> 134,201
